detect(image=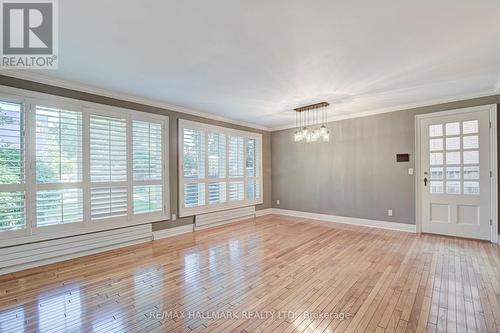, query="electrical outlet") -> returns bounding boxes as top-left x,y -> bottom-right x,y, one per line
387,209 -> 393,217
408,168 -> 414,175
172,213 -> 177,221
276,199 -> 280,205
